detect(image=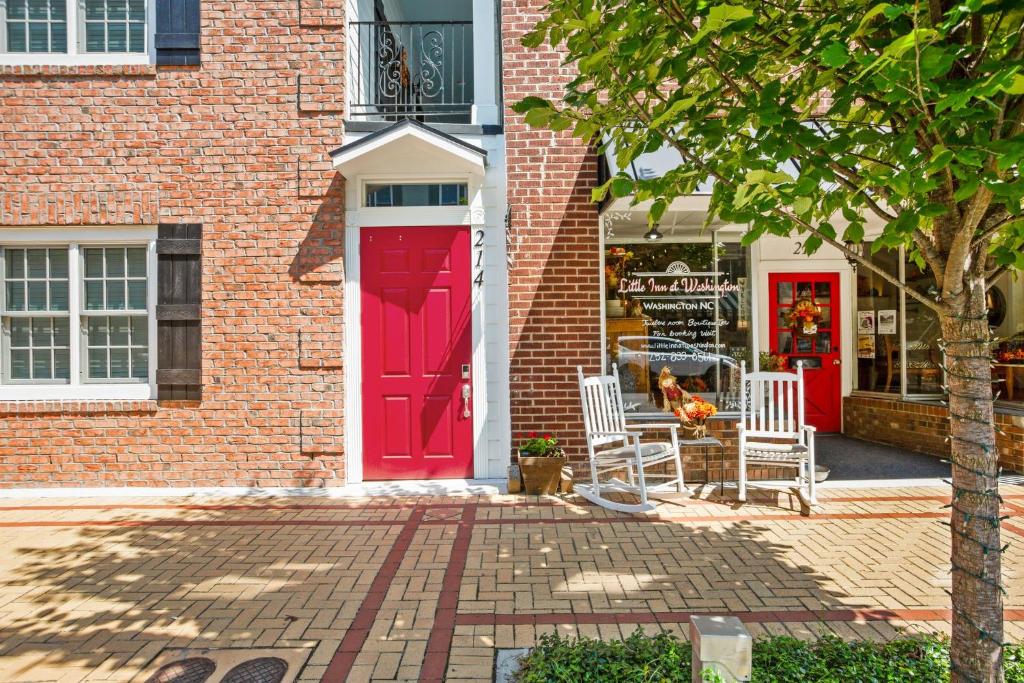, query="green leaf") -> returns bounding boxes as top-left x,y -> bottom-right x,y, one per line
854,3 -> 893,36
1002,73 -> 1024,95
591,180 -> 612,203
511,96 -> 551,114
746,169 -> 792,185
820,42 -> 851,68
843,222 -> 865,243
690,4 -> 754,44
610,177 -> 634,198
793,196 -> 813,216
954,178 -> 980,202
651,95 -> 699,129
